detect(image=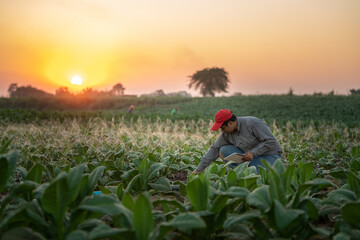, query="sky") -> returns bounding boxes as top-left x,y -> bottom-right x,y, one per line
0,0 -> 359,97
